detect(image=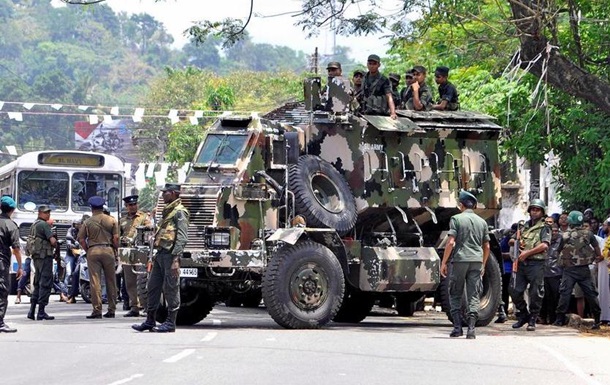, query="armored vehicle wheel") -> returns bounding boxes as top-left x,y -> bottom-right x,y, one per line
395,294 -> 425,317
439,256 -> 502,327
156,290 -> 214,326
262,241 -> 345,329
136,270 -> 148,306
332,287 -> 374,323
289,155 -> 357,236
80,281 -> 91,304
